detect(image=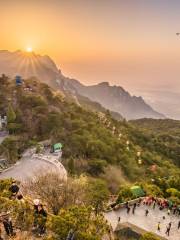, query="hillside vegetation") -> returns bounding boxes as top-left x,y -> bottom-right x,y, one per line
0,75 -> 180,240
0,75 -> 179,192
130,119 -> 180,167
